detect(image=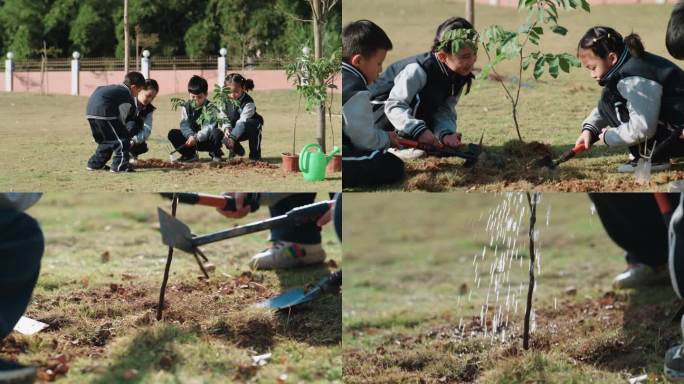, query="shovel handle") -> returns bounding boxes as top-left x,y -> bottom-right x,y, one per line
286,200 -> 334,226
161,193 -> 258,212
558,143 -> 588,162
315,271 -> 342,294
654,193 -> 674,215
